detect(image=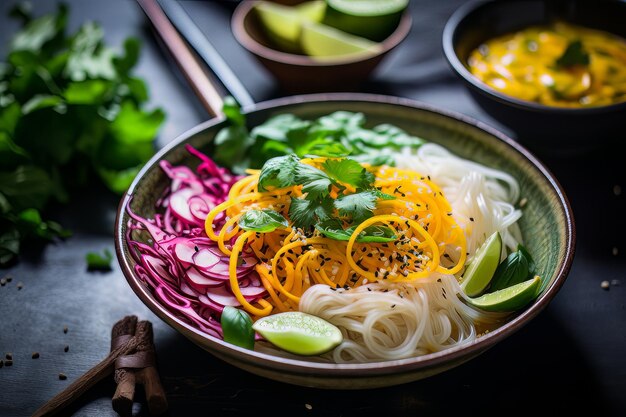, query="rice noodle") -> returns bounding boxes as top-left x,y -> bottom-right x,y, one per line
300,274 -> 505,363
